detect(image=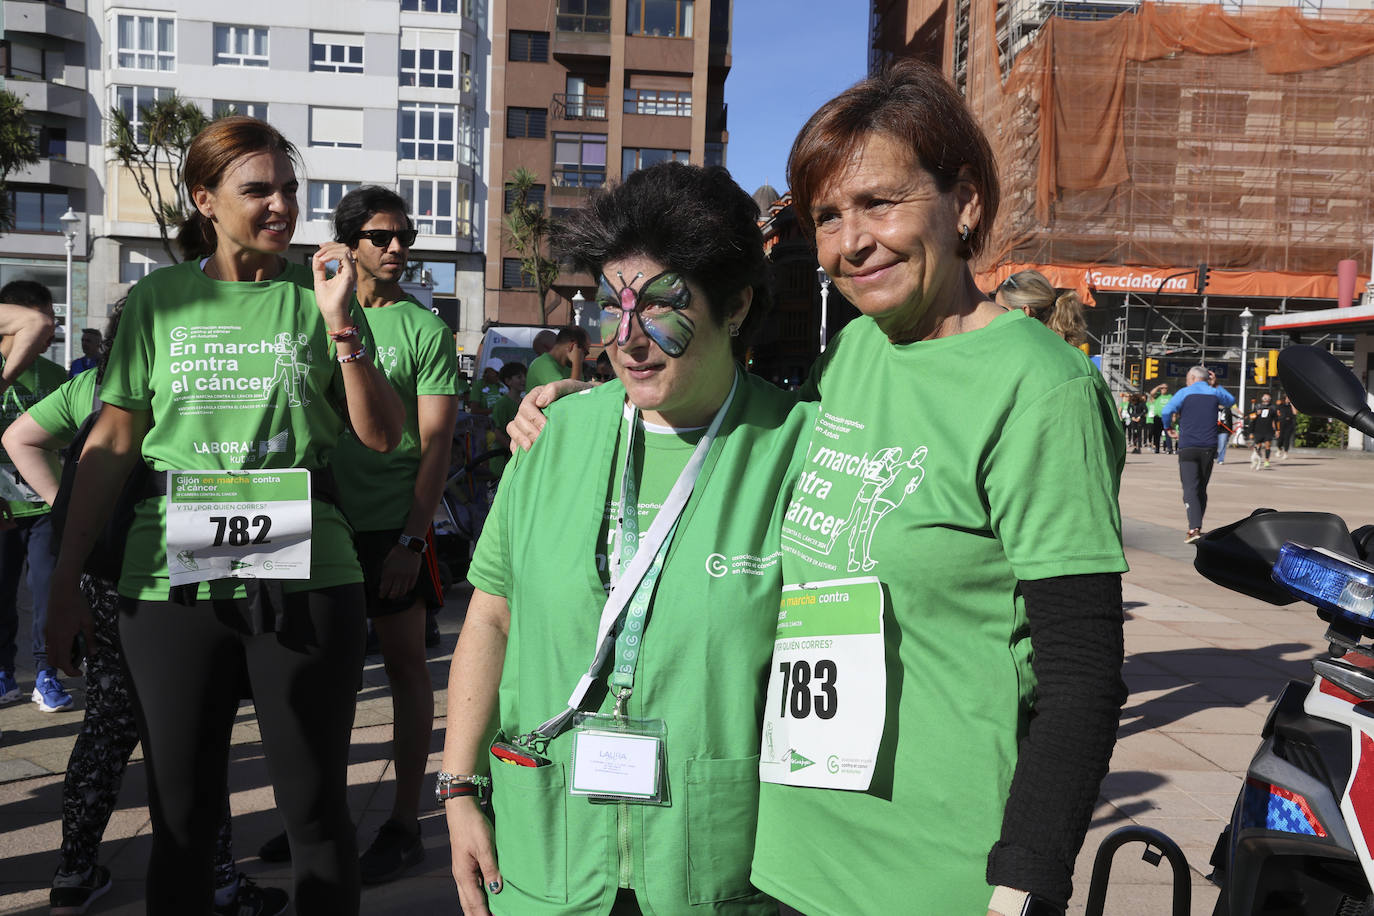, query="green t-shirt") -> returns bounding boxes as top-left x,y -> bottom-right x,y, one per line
751,311 -> 1128,915
1150,392 -> 1171,422
28,366 -> 99,443
467,374 -> 813,915
474,381 -> 503,411
1,354 -> 70,517
331,298 -> 458,531
486,392 -> 522,477
99,259 -> 363,600
526,351 -> 571,390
